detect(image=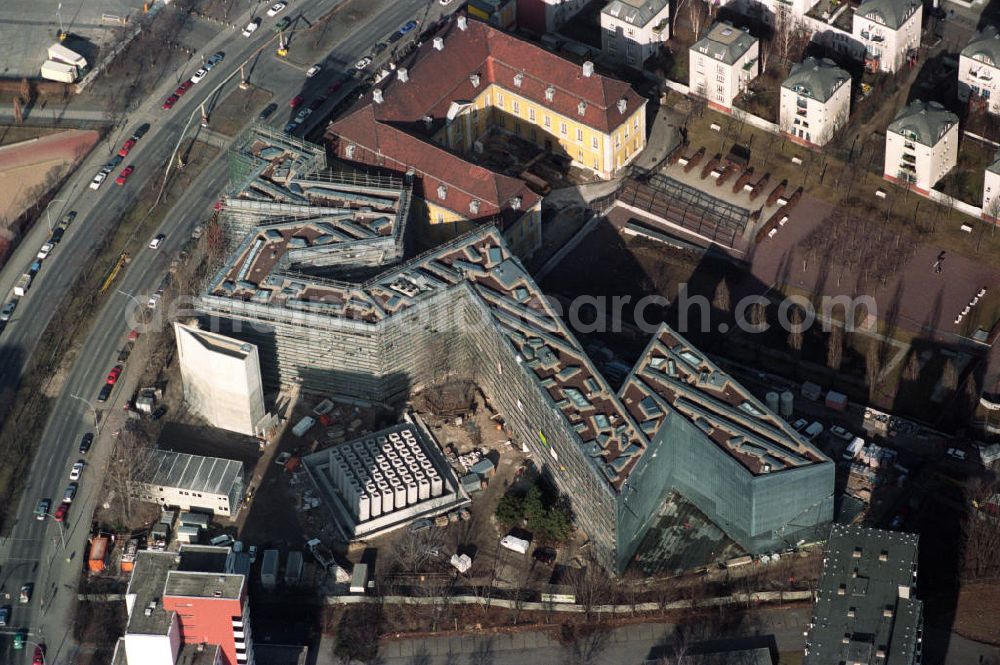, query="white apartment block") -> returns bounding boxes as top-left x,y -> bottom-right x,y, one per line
600,0 -> 670,69
853,0 -> 921,74
780,57 -> 851,146
883,100 -> 959,194
725,0 -> 818,27
959,26 -> 1000,115
983,151 -> 1000,220
516,0 -> 590,34
689,23 -> 760,111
